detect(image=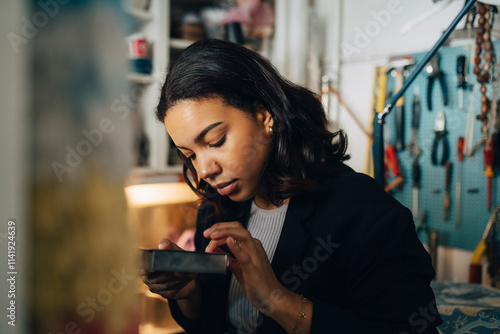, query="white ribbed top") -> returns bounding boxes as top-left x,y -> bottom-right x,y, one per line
226,200 -> 289,333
